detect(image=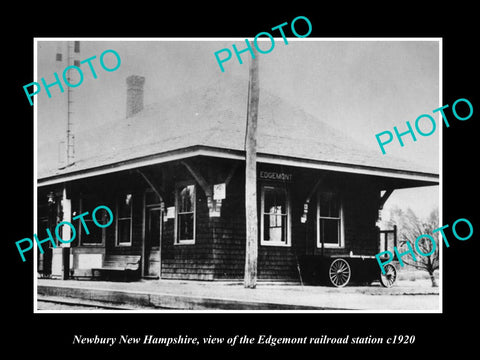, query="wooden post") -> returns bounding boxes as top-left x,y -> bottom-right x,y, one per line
61,185 -> 71,280
244,46 -> 259,289
393,225 -> 398,248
